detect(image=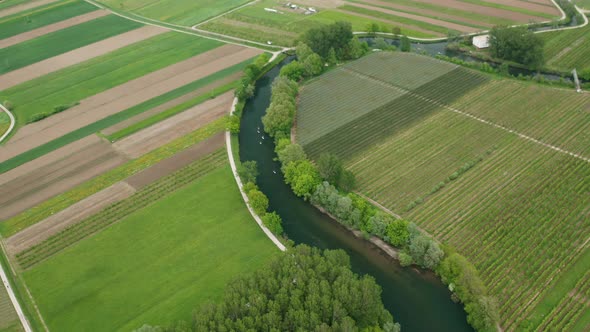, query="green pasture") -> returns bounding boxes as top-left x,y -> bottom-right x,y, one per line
98,0 -> 250,25
0,283 -> 21,332
0,0 -> 97,40
0,14 -> 142,75
23,164 -> 277,331
0,32 -> 221,125
575,0 -> 590,9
